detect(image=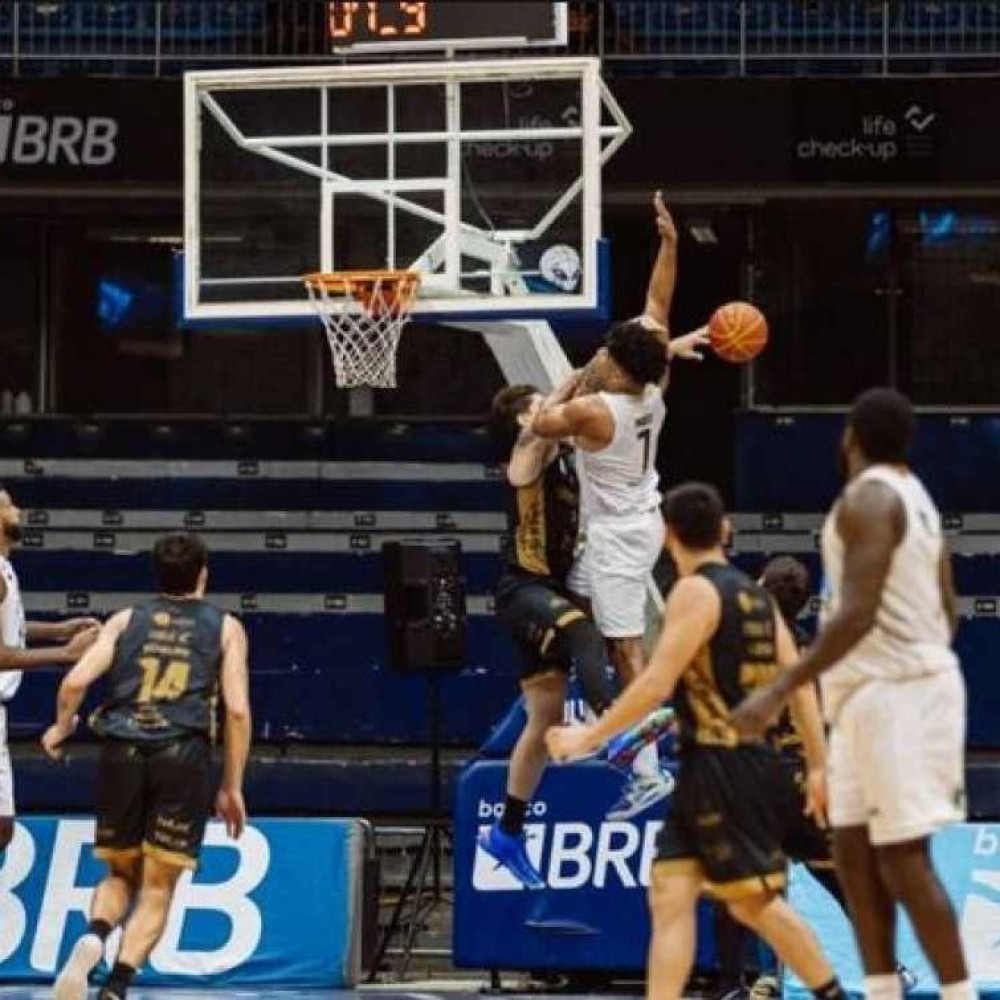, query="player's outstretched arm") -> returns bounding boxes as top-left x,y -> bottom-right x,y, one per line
642,190 -> 678,337
505,372 -> 581,485
1,623 -> 100,674
217,614 -> 251,839
41,610 -> 130,759
505,427 -> 556,488
26,616 -> 101,644
545,575 -> 720,761
532,393 -> 611,448
731,480 -> 904,736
